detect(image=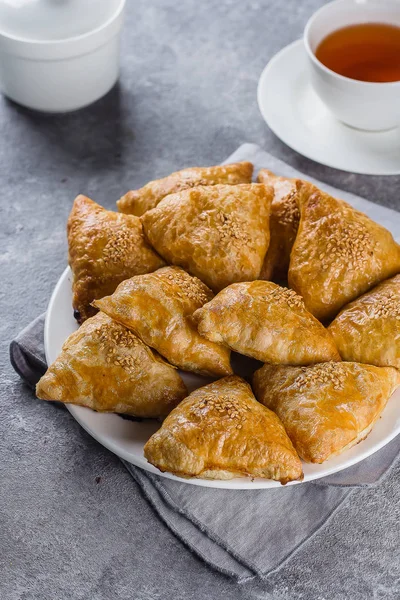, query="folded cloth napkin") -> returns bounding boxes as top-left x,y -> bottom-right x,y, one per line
10,144 -> 400,582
